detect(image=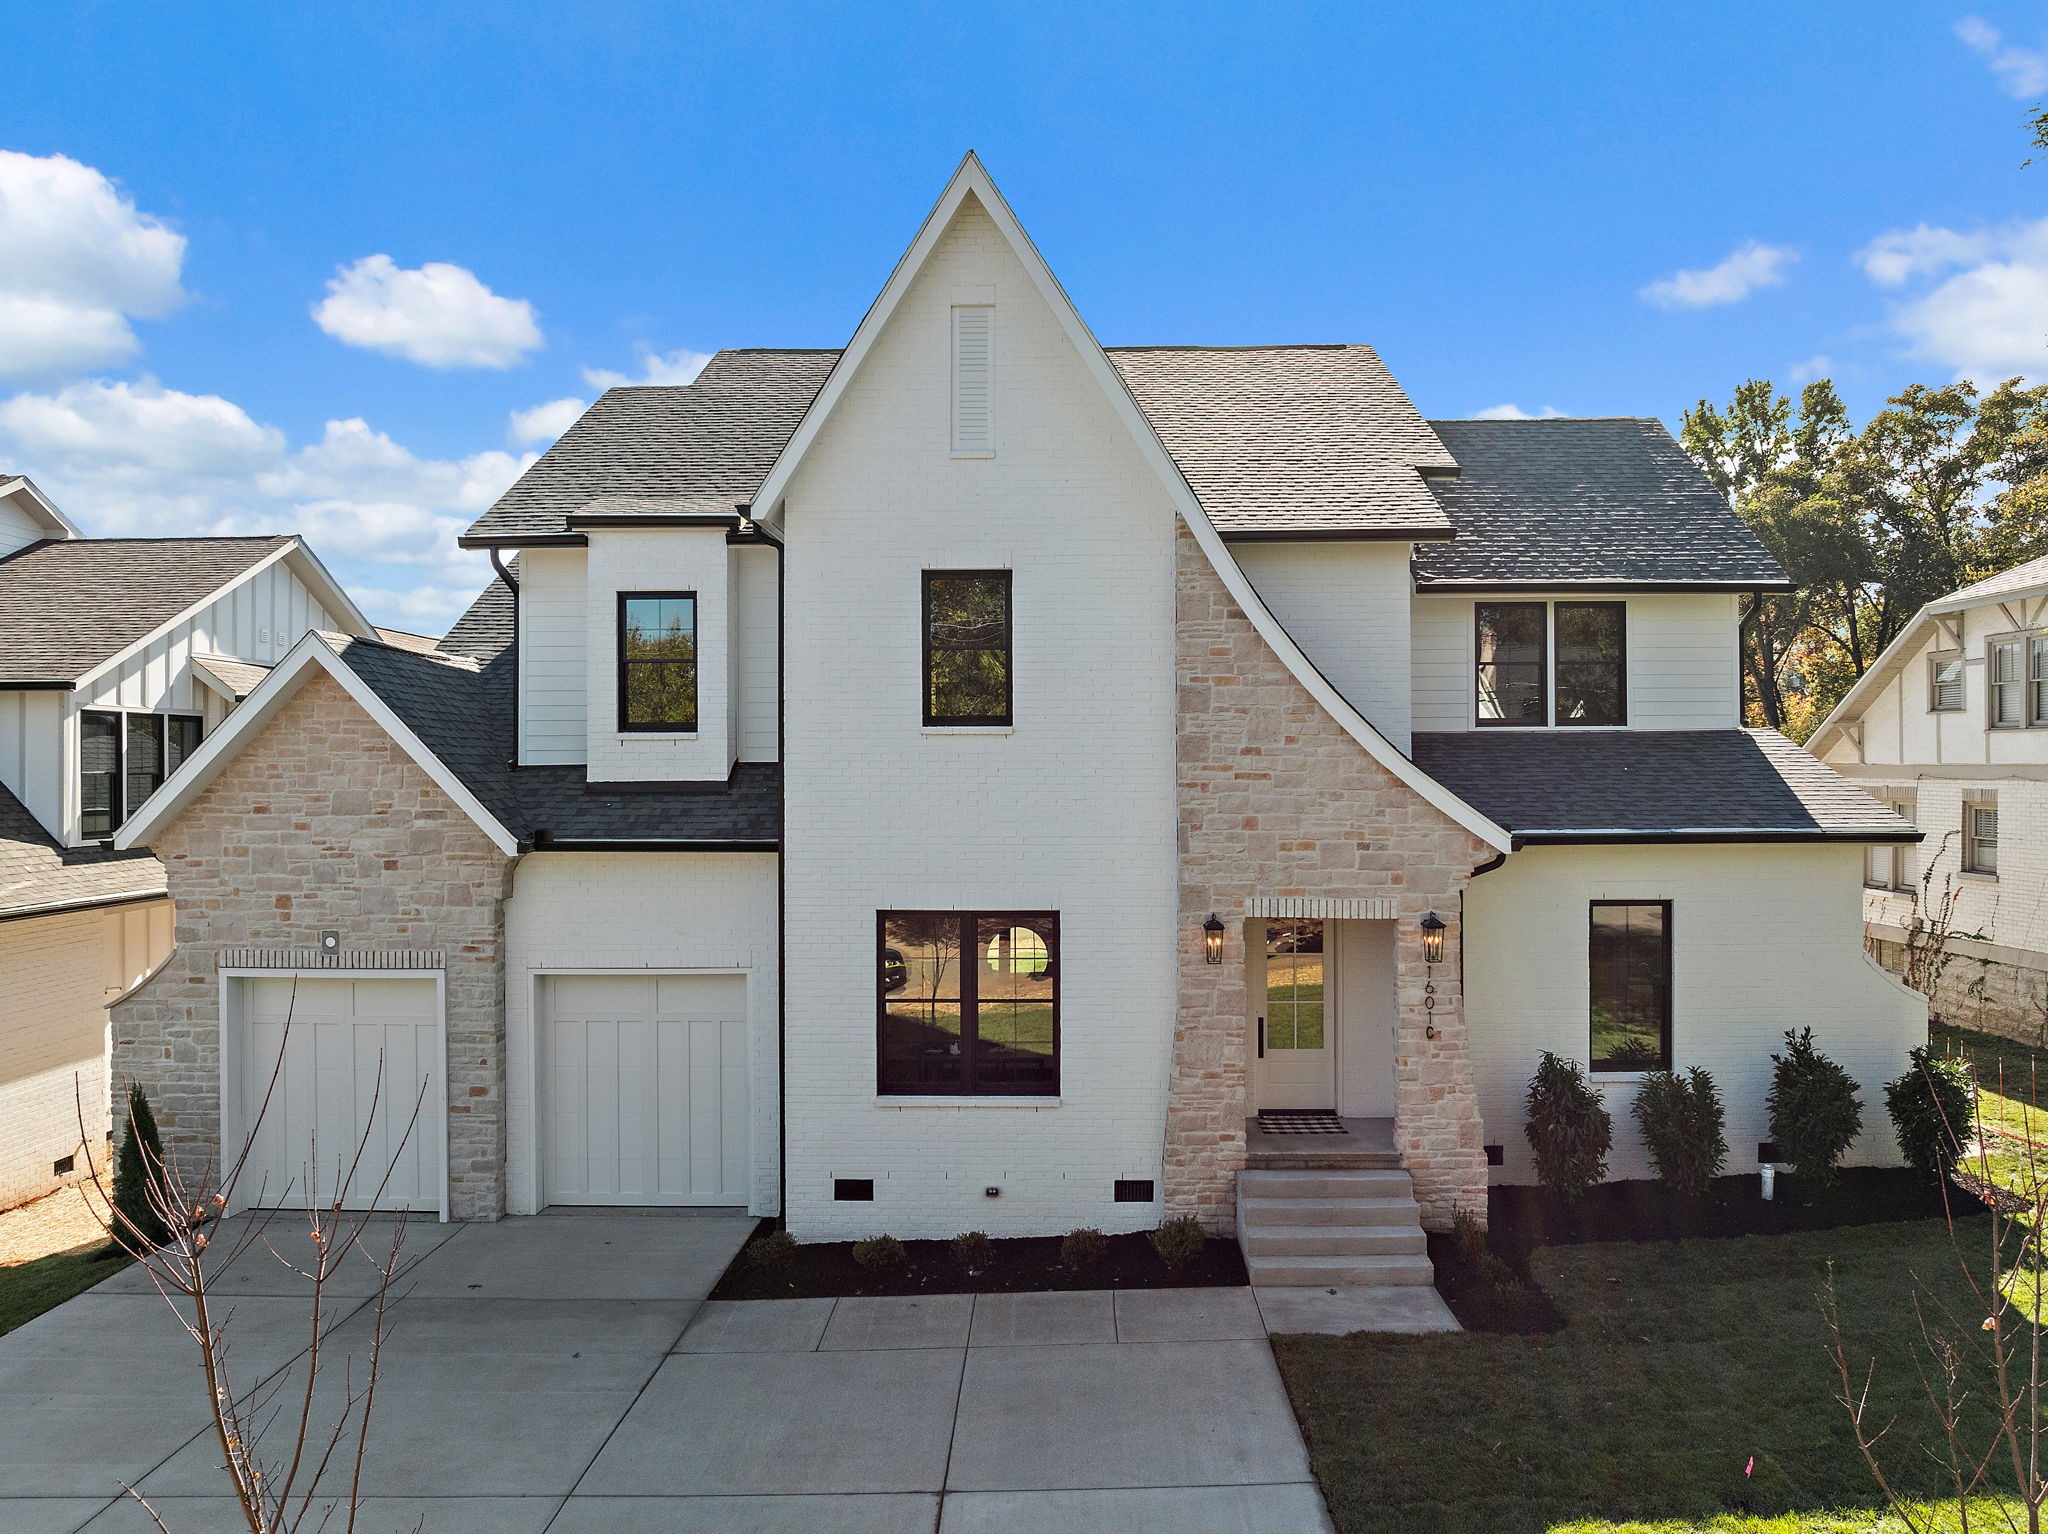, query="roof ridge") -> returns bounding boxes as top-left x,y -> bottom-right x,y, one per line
328,631 -> 483,674
1429,416 -> 1659,425
1105,343 -> 1368,353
